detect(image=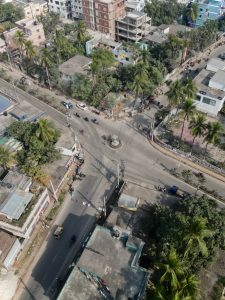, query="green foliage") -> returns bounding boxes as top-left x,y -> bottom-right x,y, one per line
0,146 -> 12,170
183,2 -> 198,24
7,120 -> 61,177
145,0 -> 184,26
0,3 -> 24,23
37,12 -> 60,36
71,74 -> 92,101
